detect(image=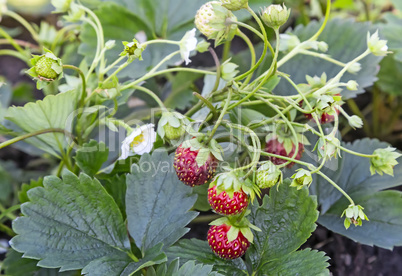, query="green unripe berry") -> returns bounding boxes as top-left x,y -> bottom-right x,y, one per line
163,123 -> 186,140
221,0 -> 248,11
256,162 -> 281,189
35,56 -> 59,80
